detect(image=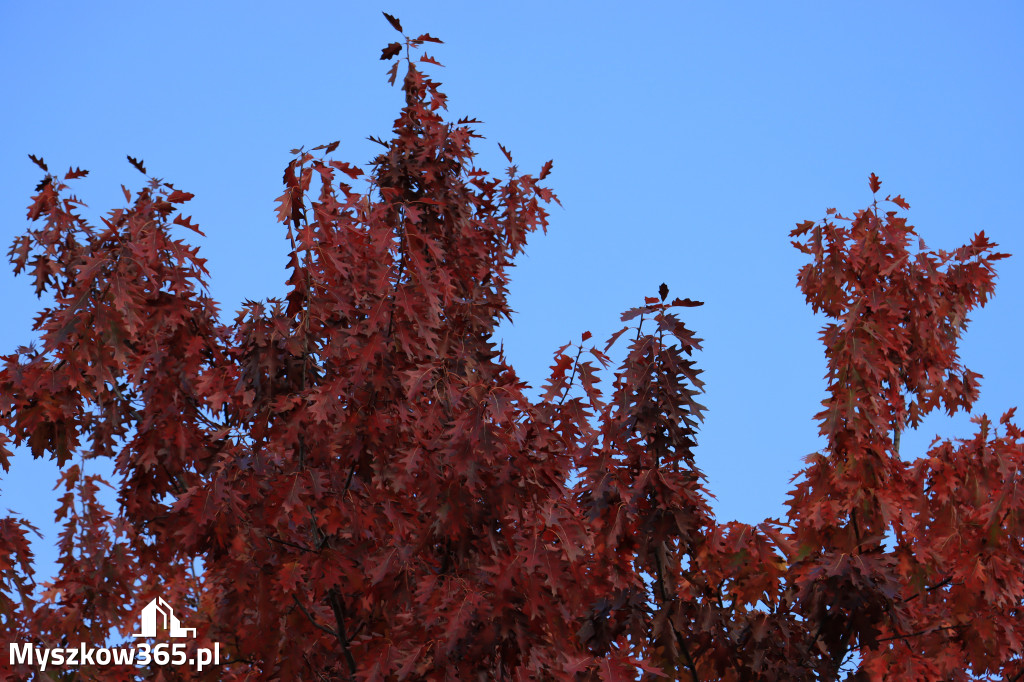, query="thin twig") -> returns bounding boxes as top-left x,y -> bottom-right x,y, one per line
292,593 -> 338,639
267,535 -> 316,554
328,588 -> 358,675
872,623 -> 962,644
558,344 -> 585,406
